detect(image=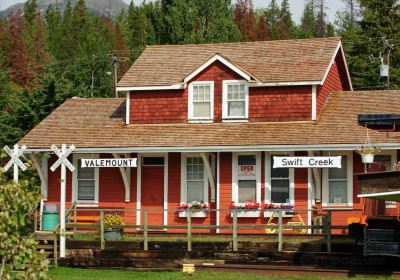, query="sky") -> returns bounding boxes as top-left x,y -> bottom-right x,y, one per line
0,0 -> 346,23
